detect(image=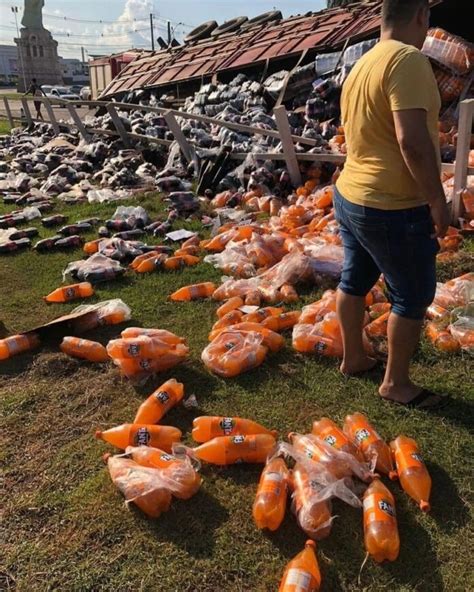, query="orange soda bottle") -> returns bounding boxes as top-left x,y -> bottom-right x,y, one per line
107,336 -> 171,359
241,307 -> 283,324
0,333 -> 40,360
44,282 -> 94,303
95,423 -> 182,451
245,291 -> 261,306
253,457 -> 289,531
136,254 -> 168,273
279,540 -> 321,592
216,296 -> 244,318
134,379 -> 184,424
127,446 -> 201,499
130,251 -> 160,270
292,463 -> 333,540
365,311 -> 390,338
390,435 -> 431,512
105,454 -> 172,518
211,310 -> 244,333
363,477 -> 399,562
83,238 -> 102,255
426,303 -> 449,321
343,413 -> 397,479
60,336 -> 109,362
121,327 -> 185,345
280,283 -> 299,303
192,416 -> 277,442
311,417 -> 362,461
425,322 -> 460,352
170,282 -> 216,302
262,311 -> 301,332
191,434 -> 276,464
